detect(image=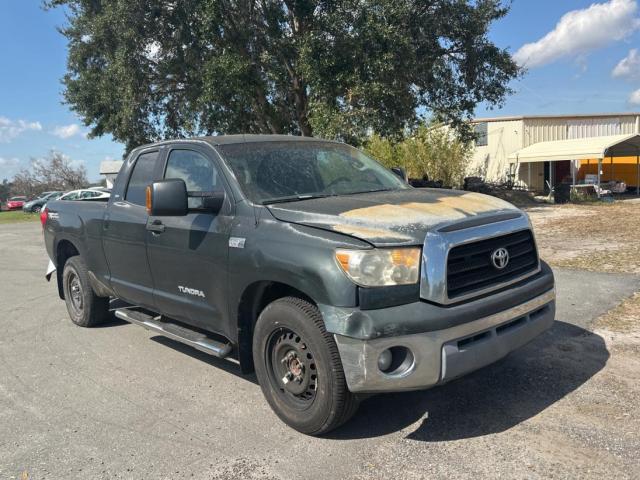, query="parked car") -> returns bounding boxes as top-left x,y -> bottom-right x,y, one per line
59,189 -> 111,201
5,196 -> 28,210
41,135 -> 555,435
23,191 -> 64,213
